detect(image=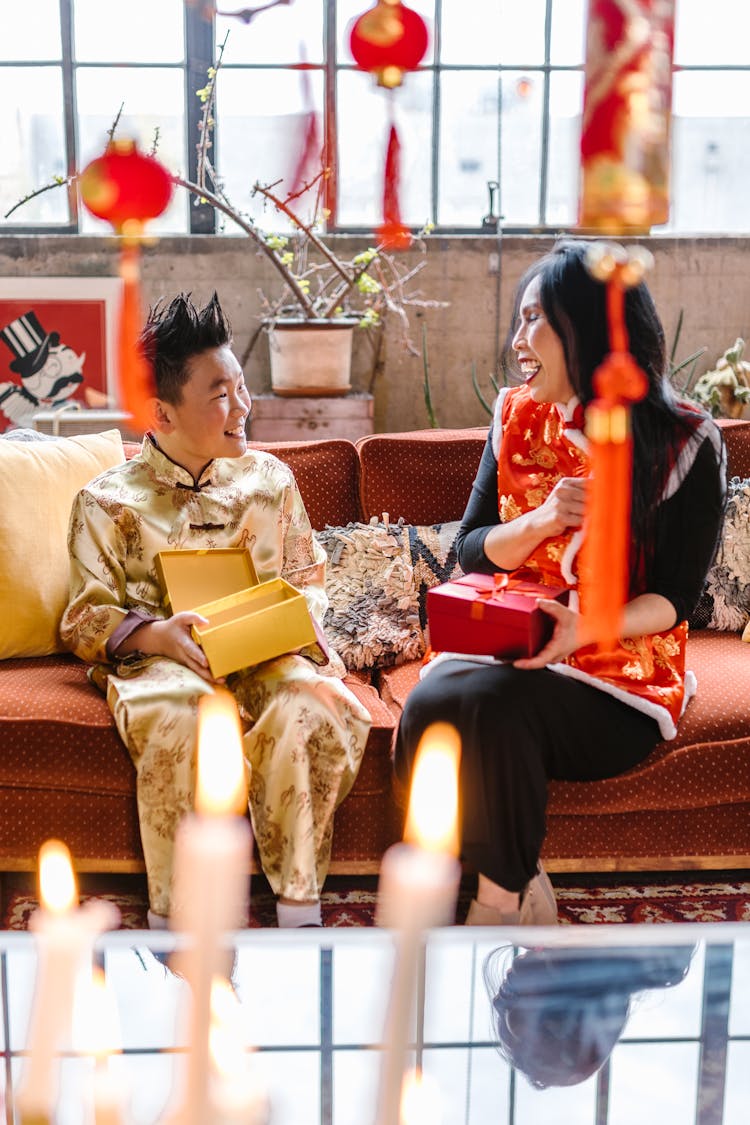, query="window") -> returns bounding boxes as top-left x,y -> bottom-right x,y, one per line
1,1 -> 748,235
